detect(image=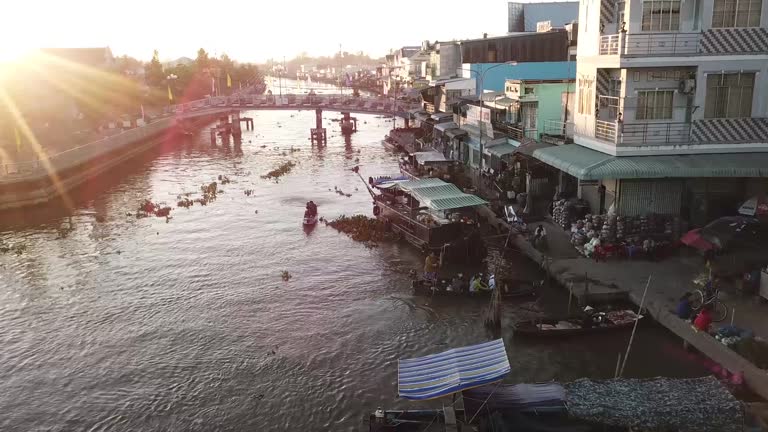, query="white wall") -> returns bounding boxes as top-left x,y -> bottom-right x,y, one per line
695,59 -> 768,120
